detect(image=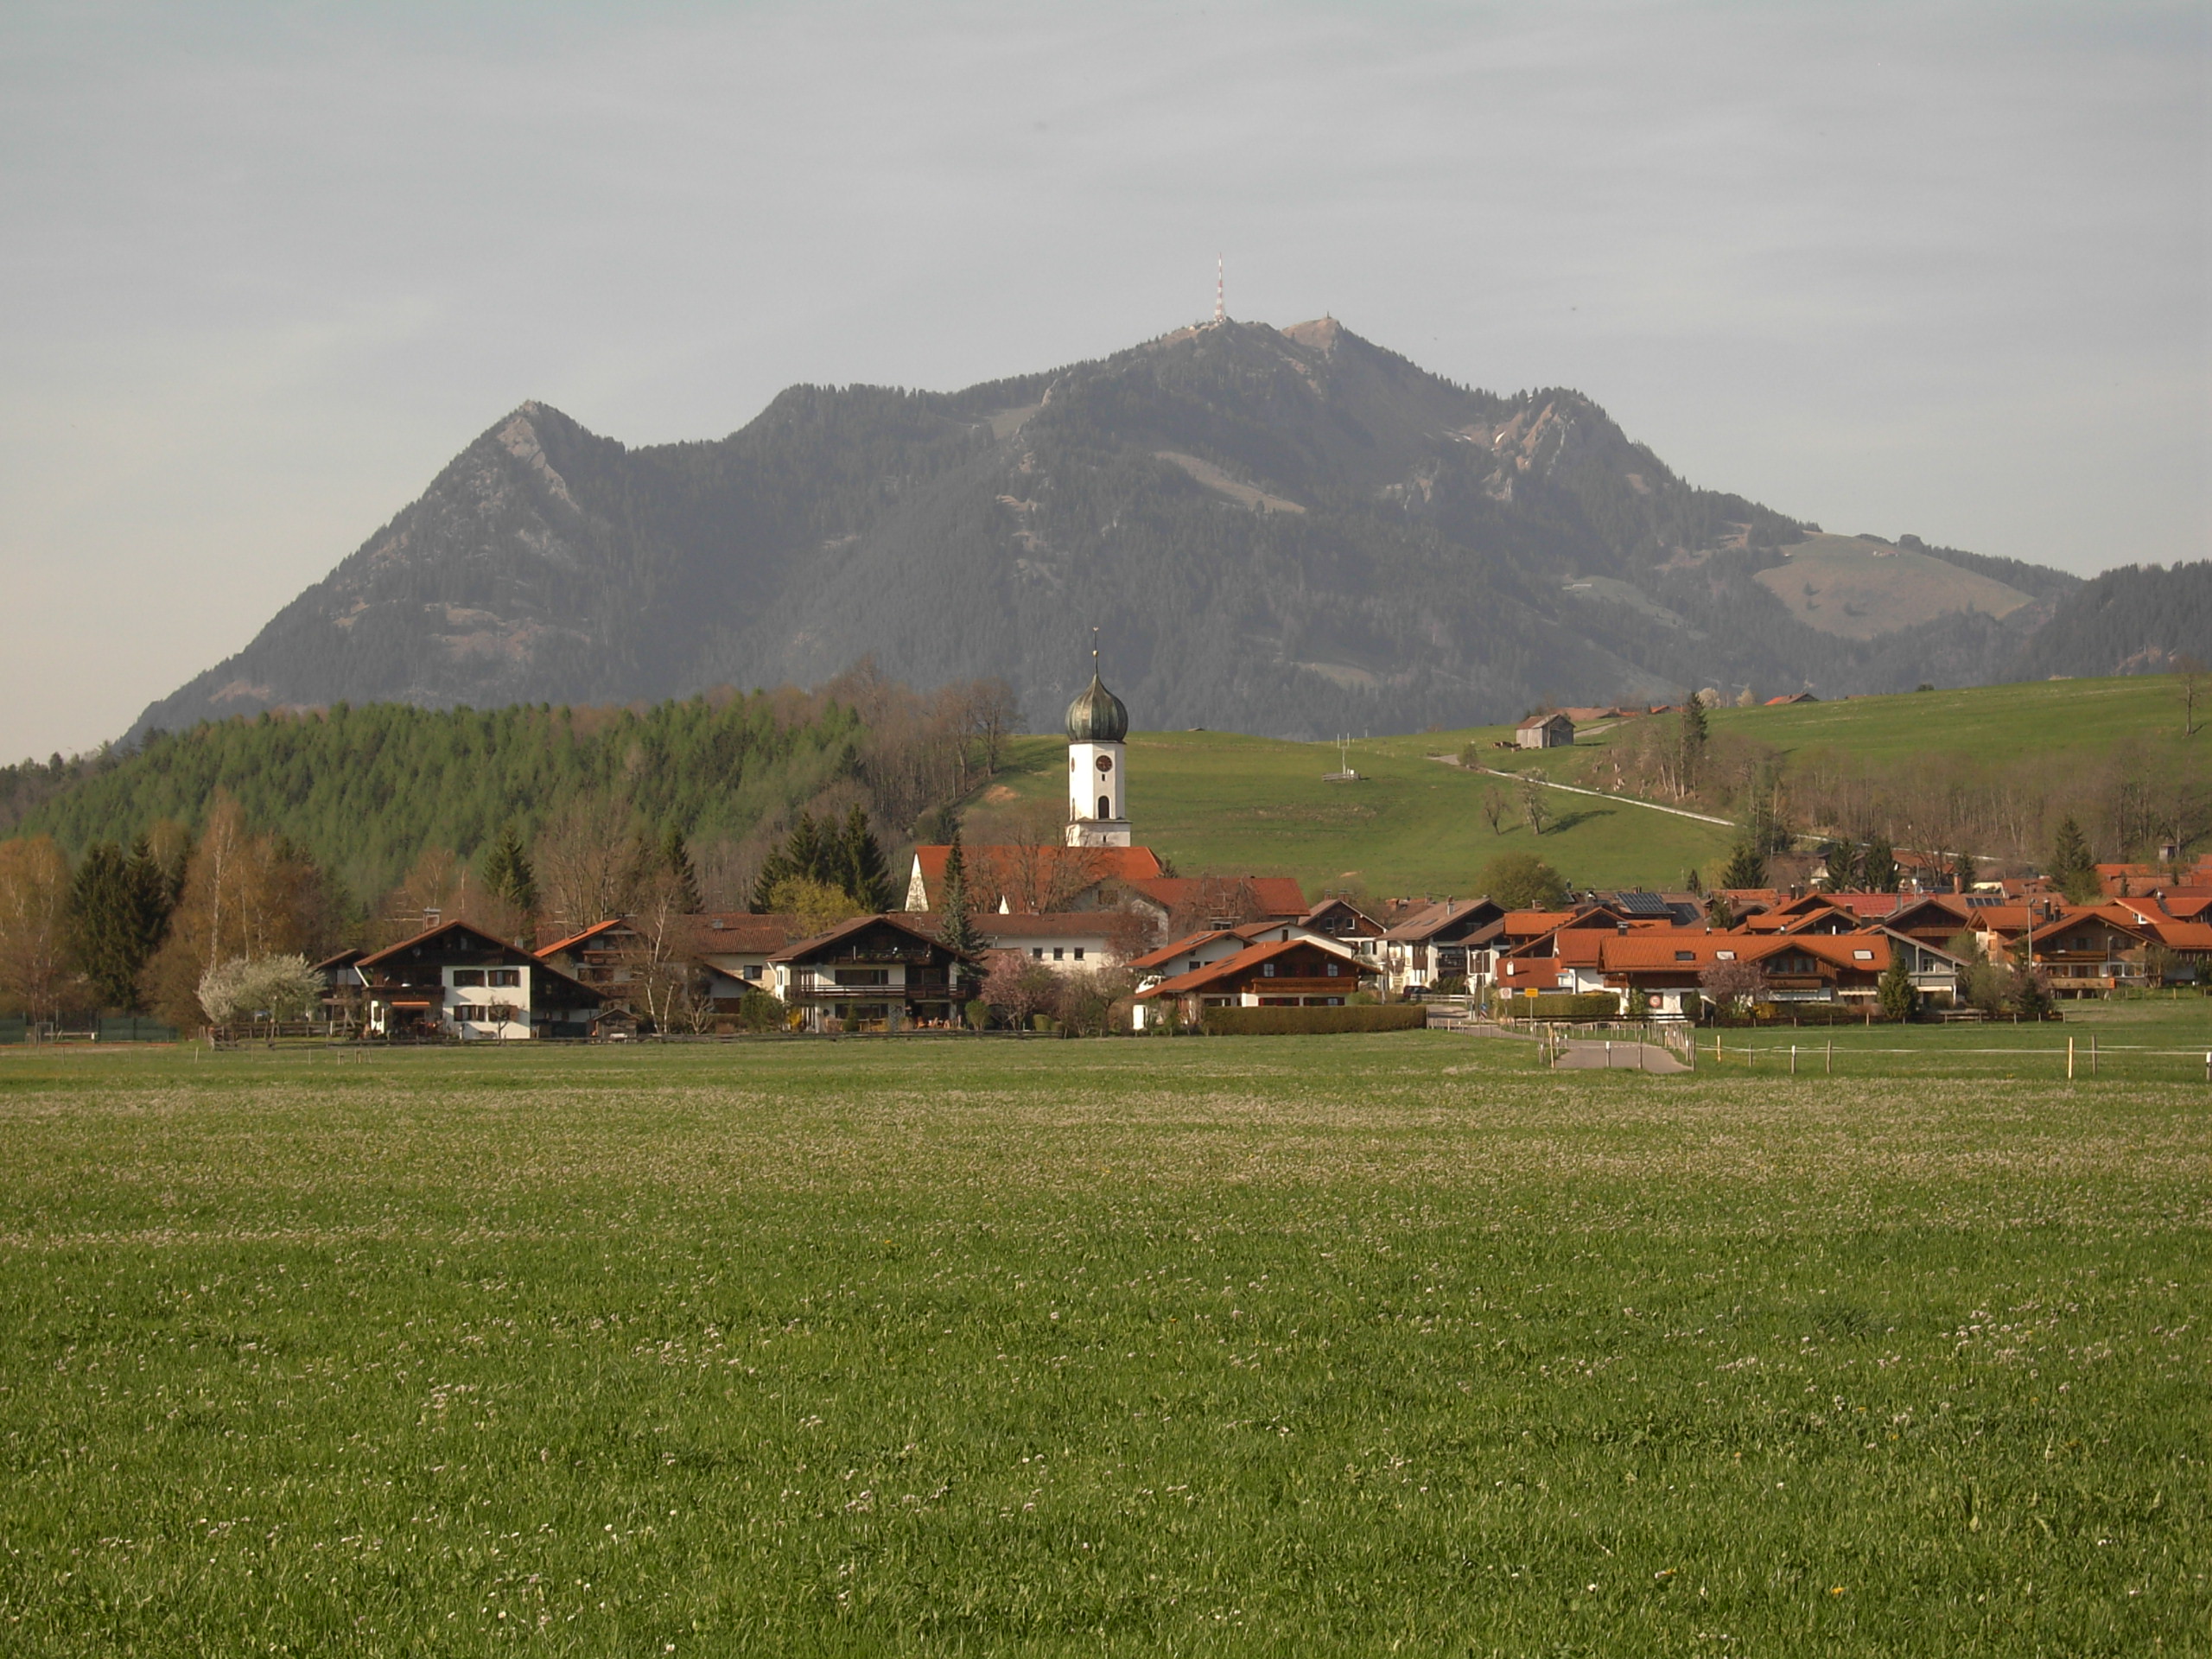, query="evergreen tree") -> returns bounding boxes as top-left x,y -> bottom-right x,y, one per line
1706,892 -> 1734,928
1817,840 -> 1856,891
659,826 -> 702,913
837,805 -> 892,912
1949,847 -> 1977,894
1718,837 -> 1768,891
938,829 -> 977,957
2047,817 -> 2098,902
752,812 -> 825,912
68,839 -> 174,1011
1684,866 -> 1703,896
480,826 -> 537,913
1675,696 -> 1710,795
1877,950 -> 1916,1021
1860,833 -> 1898,893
